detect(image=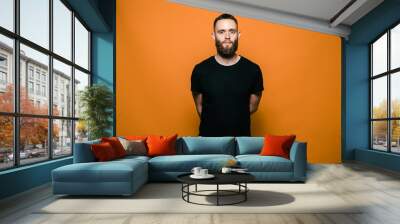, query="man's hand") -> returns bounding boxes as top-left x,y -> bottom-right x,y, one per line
192,92 -> 203,117
250,92 -> 262,114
